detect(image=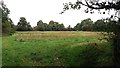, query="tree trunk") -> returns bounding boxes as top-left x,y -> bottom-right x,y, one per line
113,19 -> 120,67
113,35 -> 120,66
